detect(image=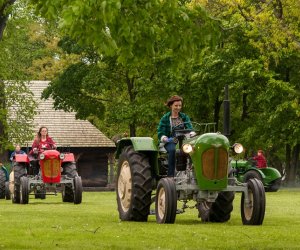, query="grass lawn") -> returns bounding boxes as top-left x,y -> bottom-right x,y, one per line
0,188 -> 300,250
